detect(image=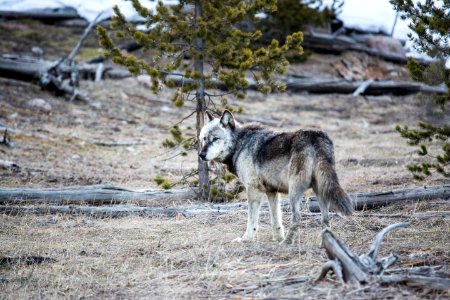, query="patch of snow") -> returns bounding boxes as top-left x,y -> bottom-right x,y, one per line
0,0 -> 177,22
